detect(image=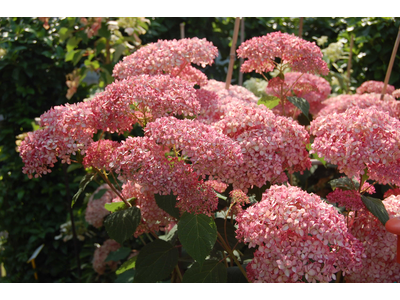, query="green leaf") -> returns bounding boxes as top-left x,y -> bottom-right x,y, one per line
329,177 -> 359,191
154,193 -> 180,219
258,95 -> 280,109
72,50 -> 85,66
182,260 -> 227,283
104,201 -> 127,212
66,163 -> 82,173
287,96 -> 310,120
112,43 -> 126,63
116,255 -> 137,275
71,173 -> 95,207
159,224 -> 178,245
65,50 -> 78,62
361,195 -> 390,226
66,37 -> 81,52
177,213 -> 217,264
105,247 -> 131,262
104,206 -> 141,244
93,188 -> 107,200
134,239 -> 178,283
115,269 -> 135,283
58,27 -> 72,42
